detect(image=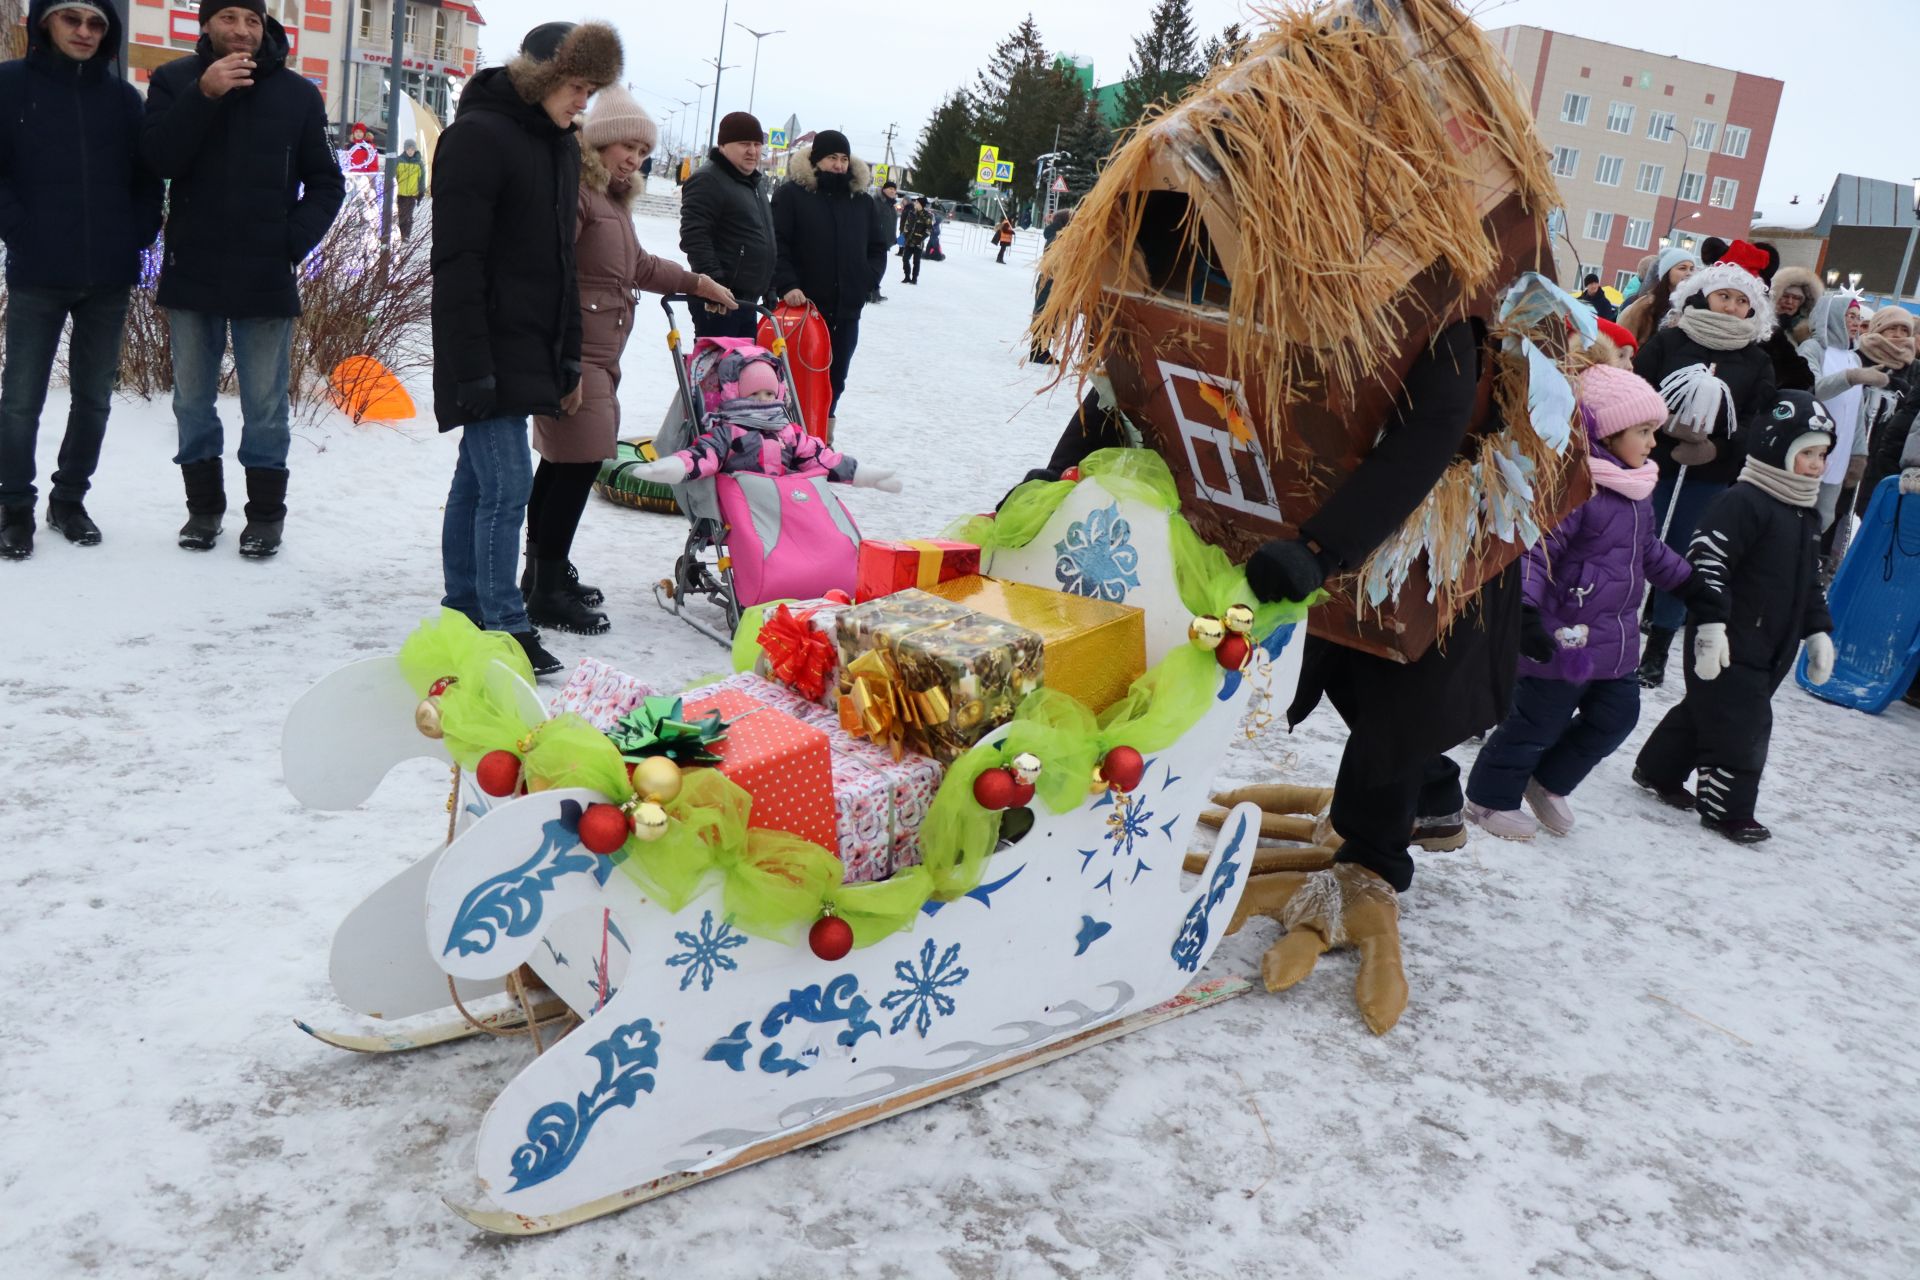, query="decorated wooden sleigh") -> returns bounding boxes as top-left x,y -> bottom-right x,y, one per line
286,456 -> 1308,1233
